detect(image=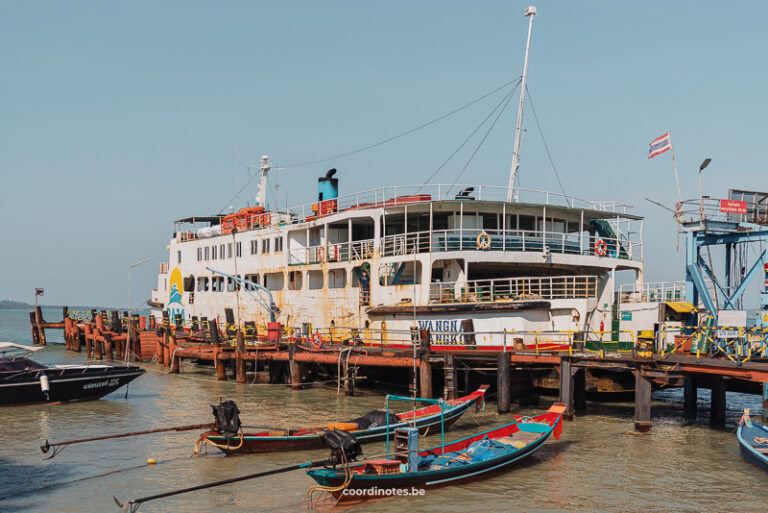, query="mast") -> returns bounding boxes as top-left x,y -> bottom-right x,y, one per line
506,5 -> 537,203
254,155 -> 271,208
